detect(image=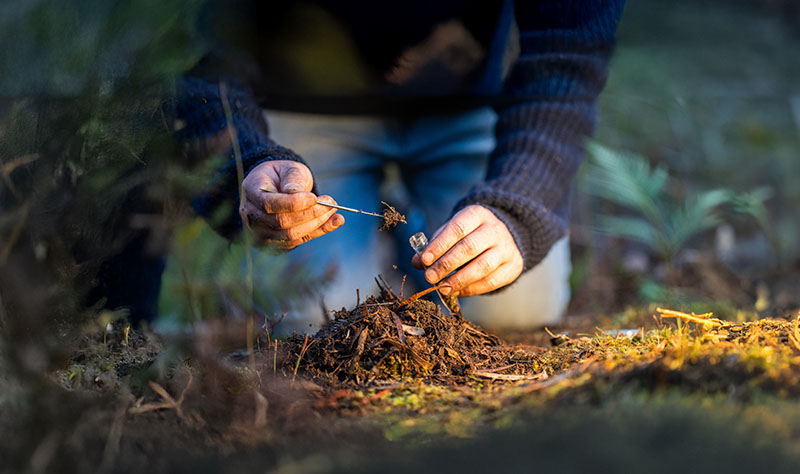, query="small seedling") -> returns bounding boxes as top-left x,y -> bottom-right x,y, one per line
302,197 -> 407,230
378,201 -> 406,231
